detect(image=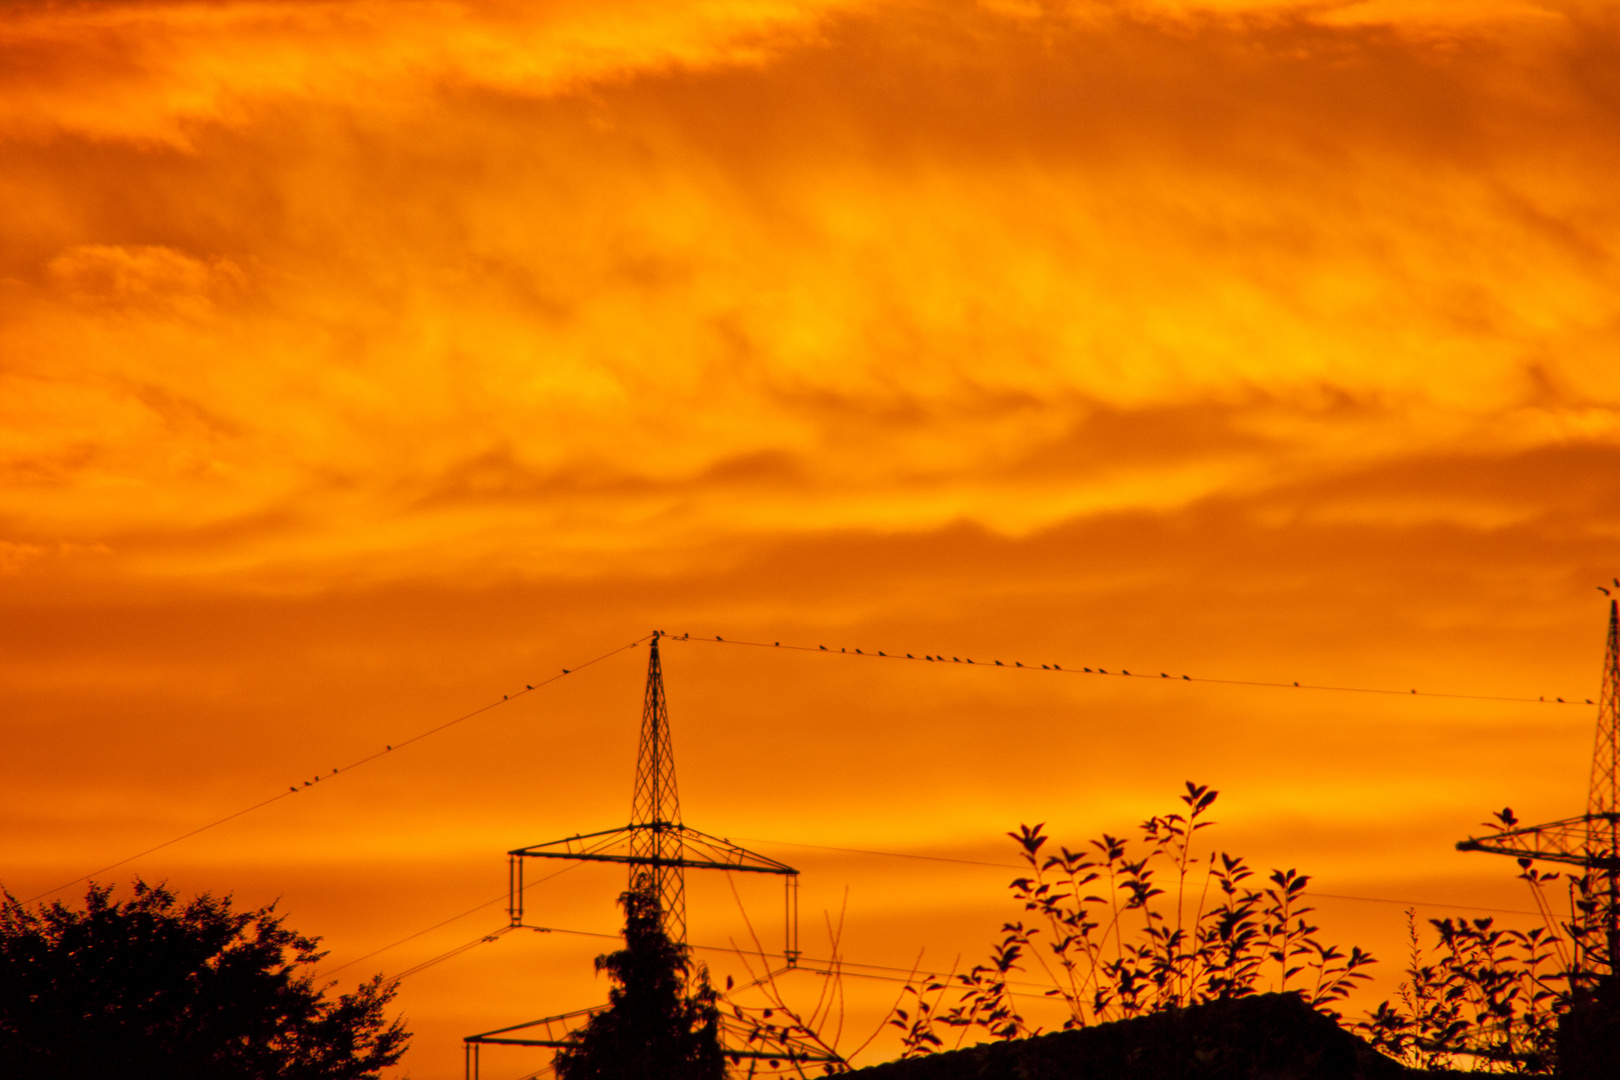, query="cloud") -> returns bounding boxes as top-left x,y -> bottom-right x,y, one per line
0,0 -> 860,143
1,0 -> 1618,593
8,7 -> 1620,1070
47,243 -> 246,310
